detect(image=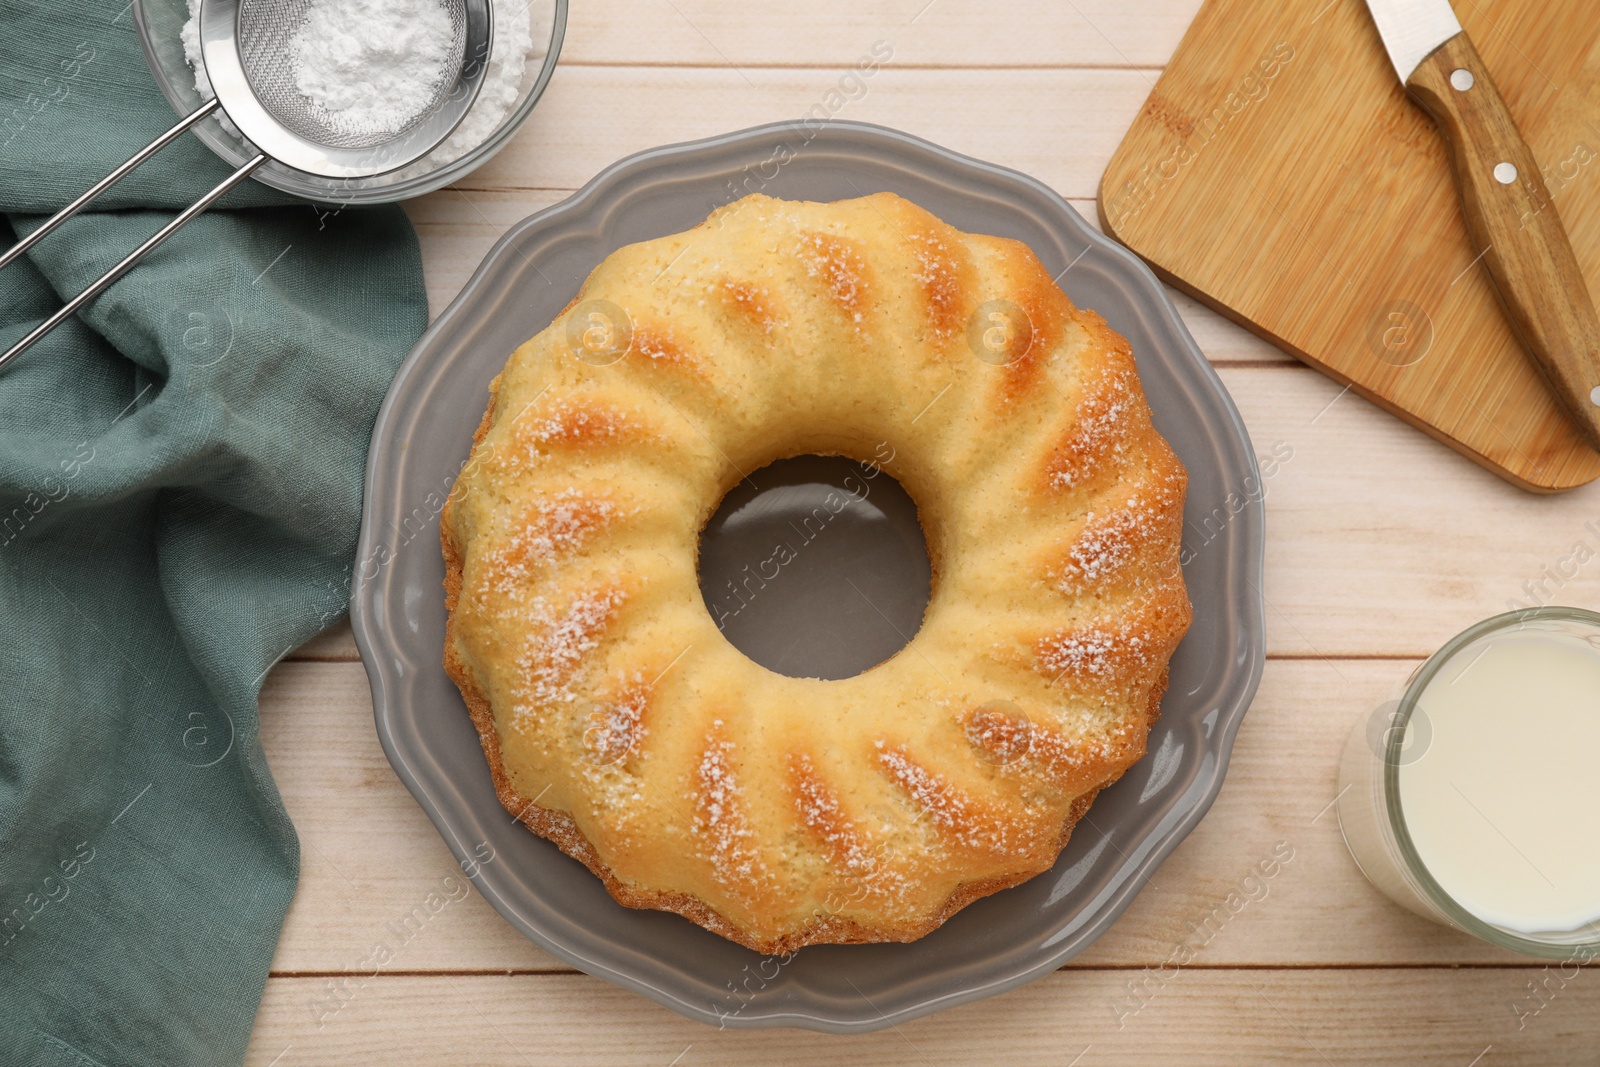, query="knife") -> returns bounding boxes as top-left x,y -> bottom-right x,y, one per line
1364,0 -> 1600,452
